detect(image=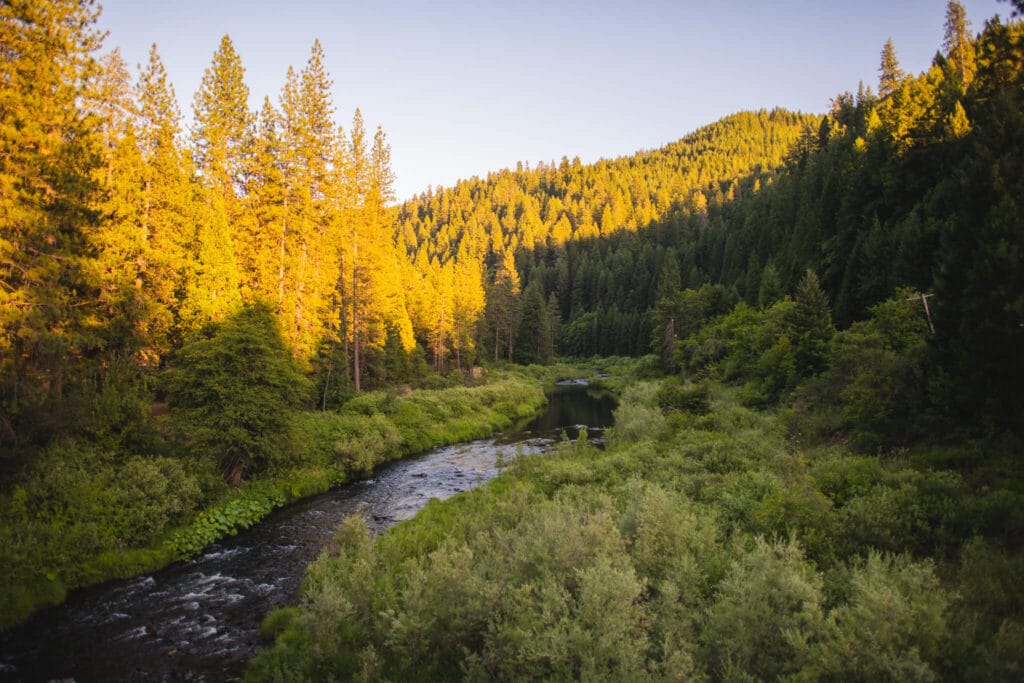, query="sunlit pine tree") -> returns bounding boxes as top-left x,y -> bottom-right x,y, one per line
879,38 -> 905,98
136,44 -> 196,352
340,111 -> 408,389
426,259 -> 455,372
451,239 -> 486,370
185,34 -> 250,329
0,0 -> 104,429
88,49 -> 153,359
242,97 -> 287,305
943,0 -> 976,89
273,42 -> 345,358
